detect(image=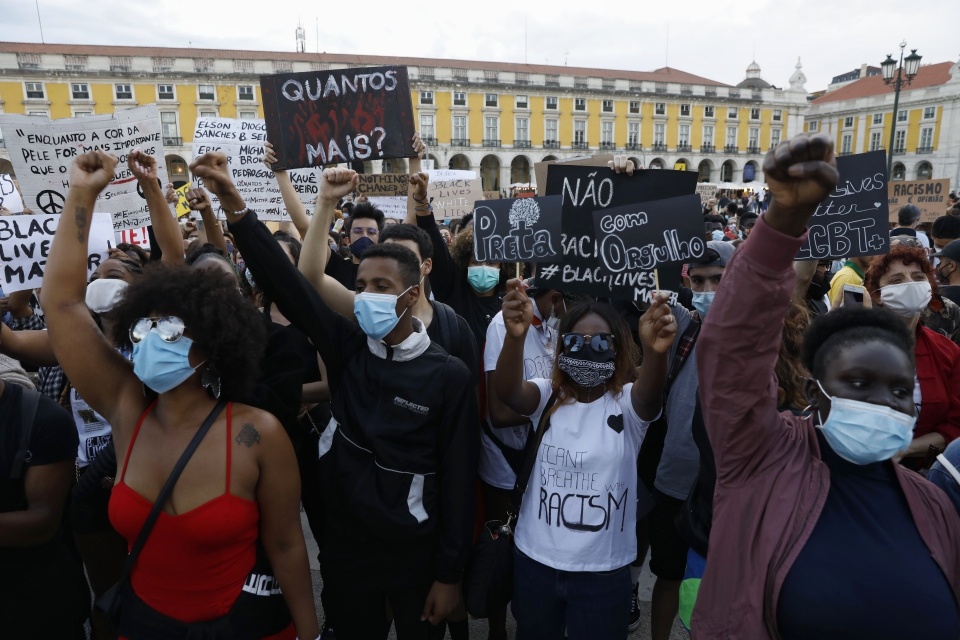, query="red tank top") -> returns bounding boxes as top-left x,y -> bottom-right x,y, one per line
109,402 -> 261,622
